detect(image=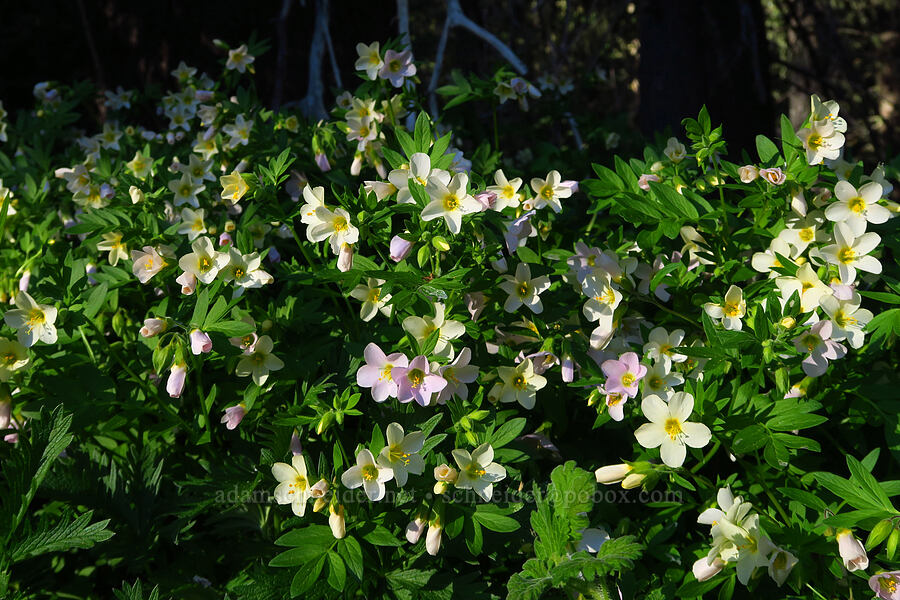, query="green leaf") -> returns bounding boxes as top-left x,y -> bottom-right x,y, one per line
847,455 -> 895,511
756,135 -> 780,163
274,524 -> 335,548
816,473 -> 881,511
859,291 -> 900,305
290,555 -> 326,597
191,288 -> 210,327
778,487 -> 827,511
203,296 -> 229,328
326,551 -> 346,591
338,537 -> 363,581
472,510 -> 520,533
414,112 -> 432,153
489,417 -> 527,448
362,525 -> 402,546
766,412 -> 827,432
9,511 -> 114,563
205,320 -> 255,337
649,181 -> 698,220
83,282 -> 108,319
